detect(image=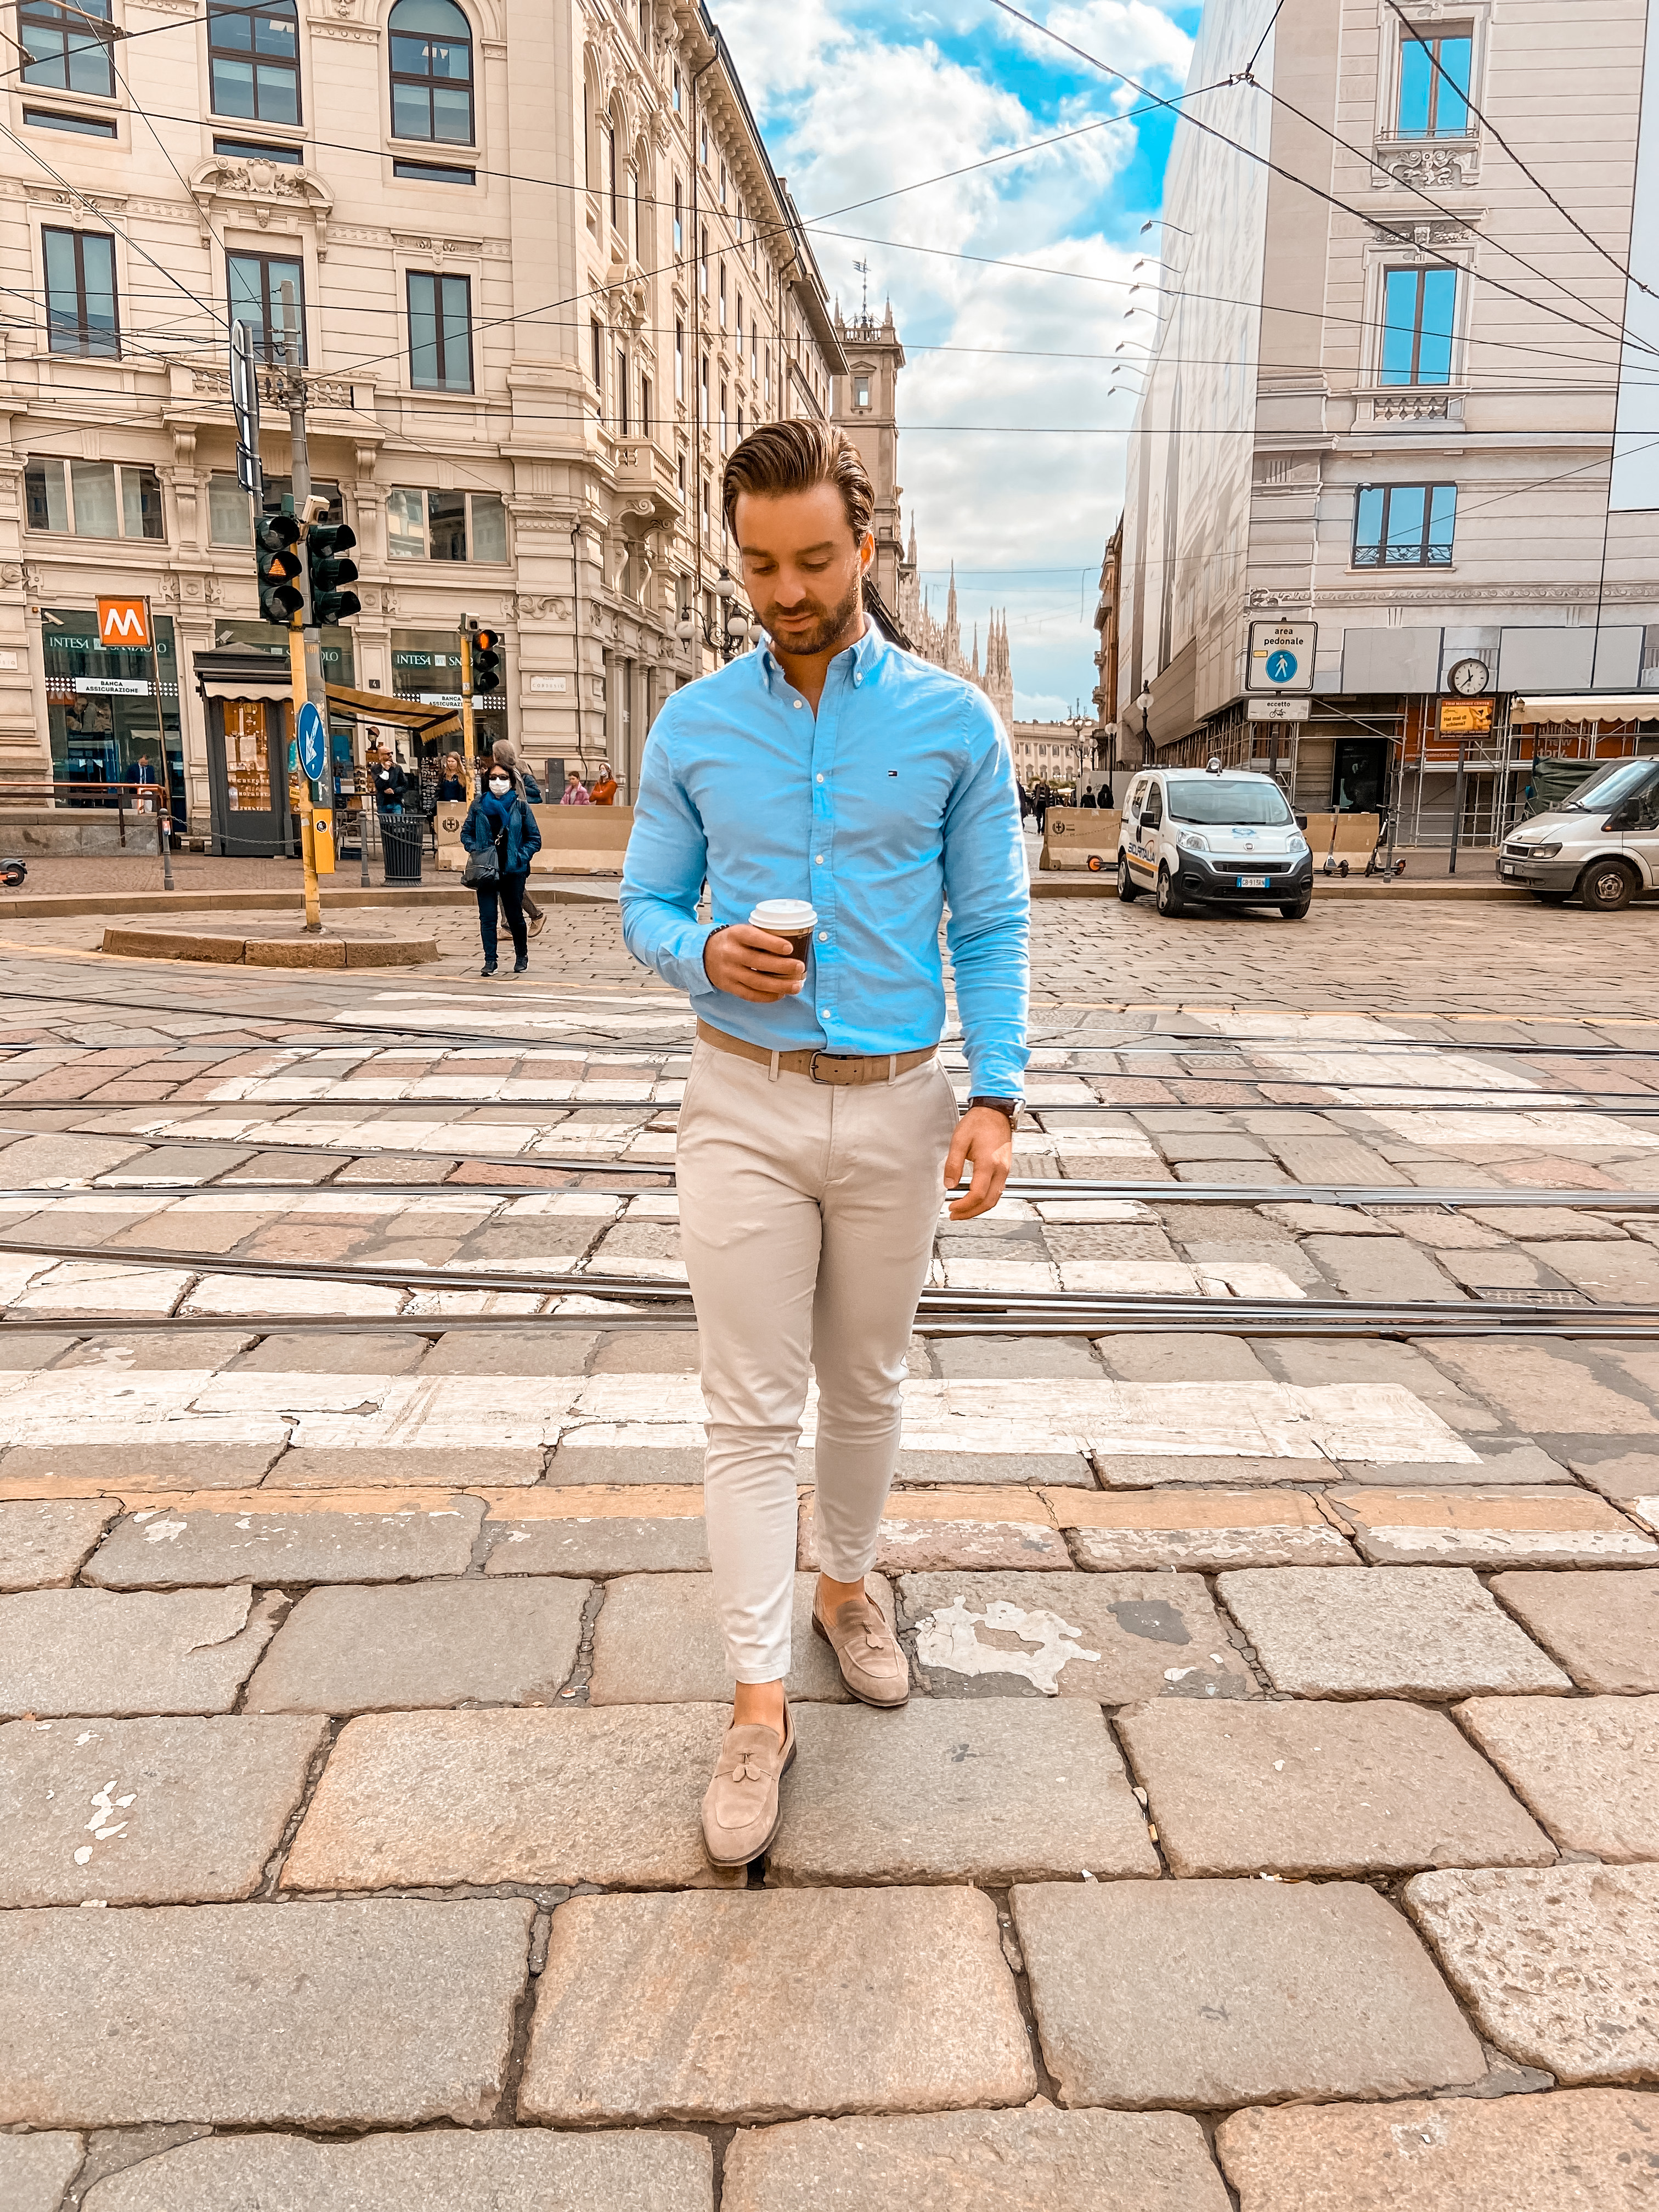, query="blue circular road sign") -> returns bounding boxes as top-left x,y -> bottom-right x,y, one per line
1266,650 -> 1299,685
296,699 -> 328,785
